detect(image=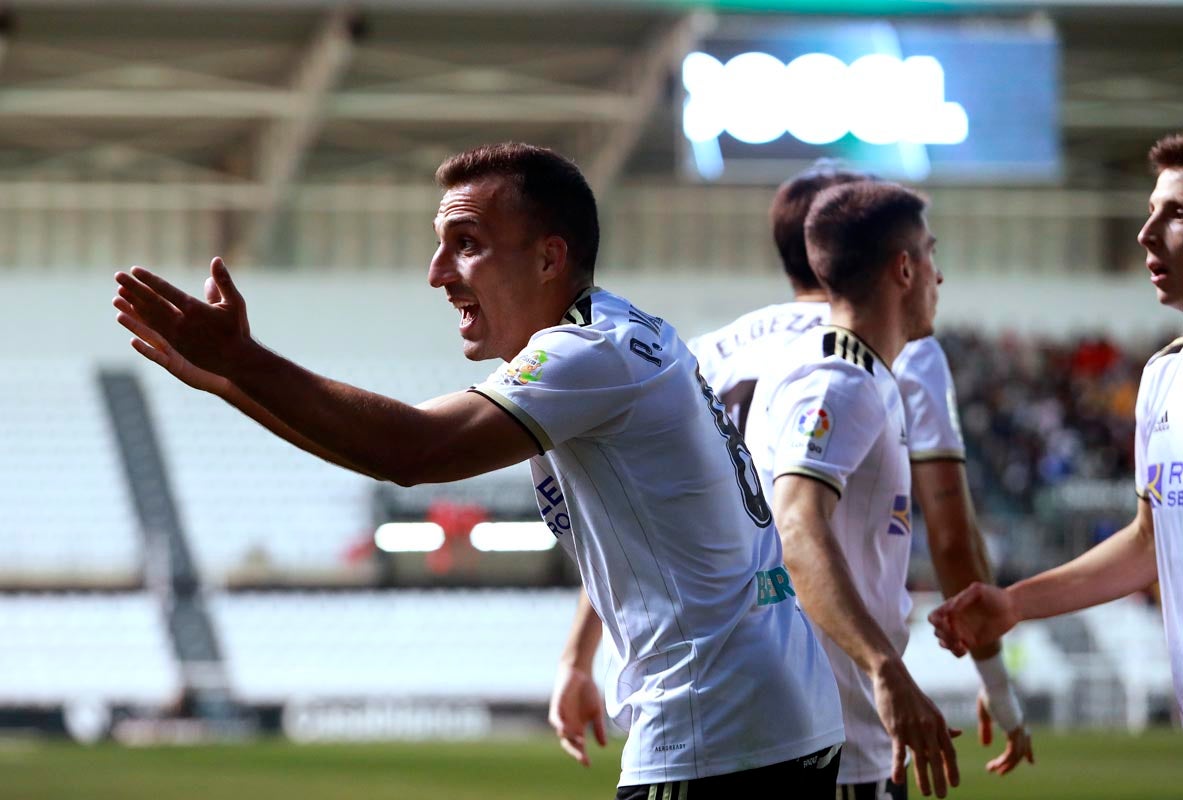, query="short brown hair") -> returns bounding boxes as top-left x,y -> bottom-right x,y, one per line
1150,133 -> 1183,173
436,143 -> 599,279
805,181 -> 928,303
770,165 -> 868,291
